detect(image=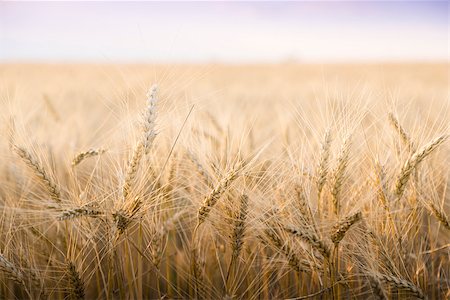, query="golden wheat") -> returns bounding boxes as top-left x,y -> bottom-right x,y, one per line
0,64 -> 448,299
